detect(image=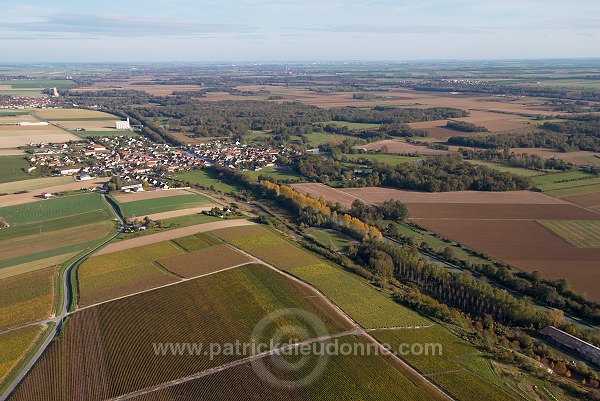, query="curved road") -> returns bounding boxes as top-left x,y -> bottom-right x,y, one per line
0,193 -> 124,401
